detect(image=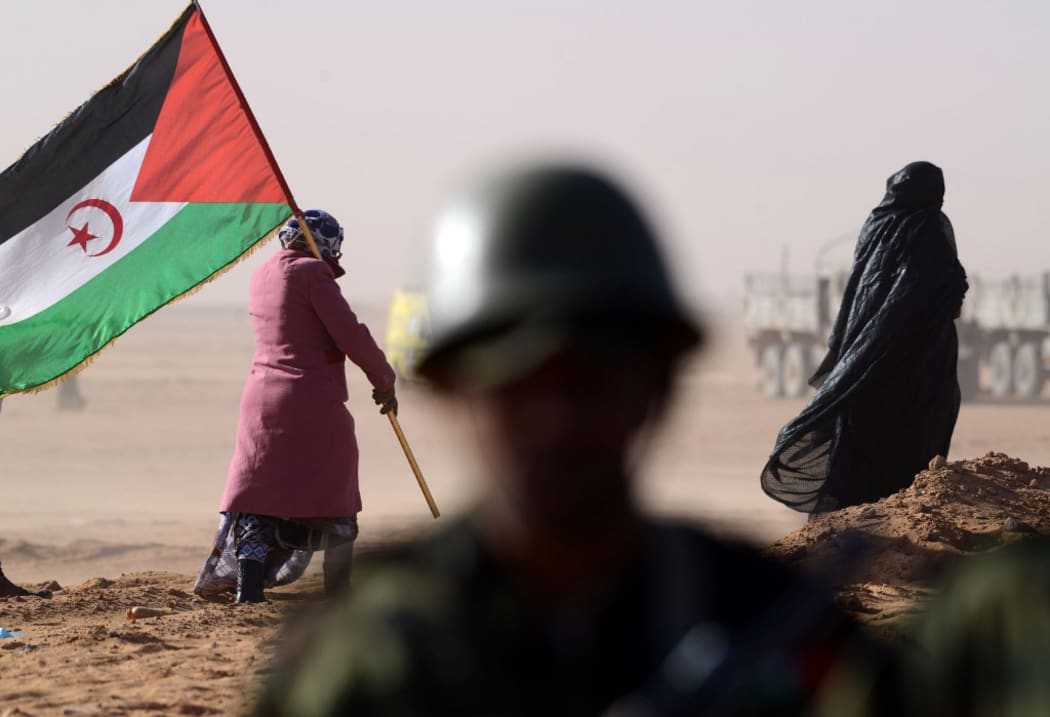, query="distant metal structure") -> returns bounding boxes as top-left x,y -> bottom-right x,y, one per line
743,247 -> 1050,402
743,269 -> 848,399
964,274 -> 1050,400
